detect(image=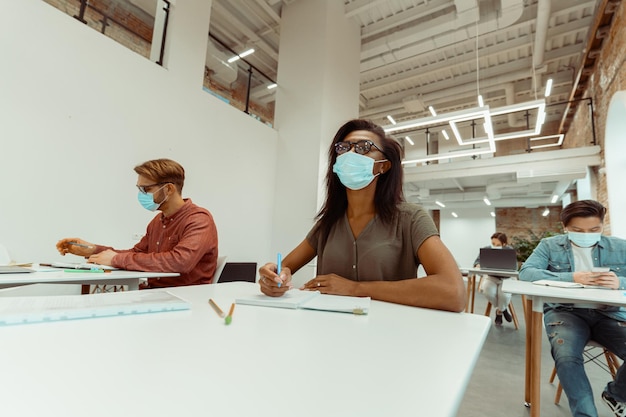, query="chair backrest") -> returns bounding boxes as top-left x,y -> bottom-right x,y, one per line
217,262 -> 257,283
212,255 -> 228,283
